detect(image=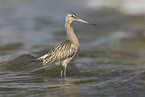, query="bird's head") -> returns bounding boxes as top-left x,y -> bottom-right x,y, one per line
65,12 -> 96,26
